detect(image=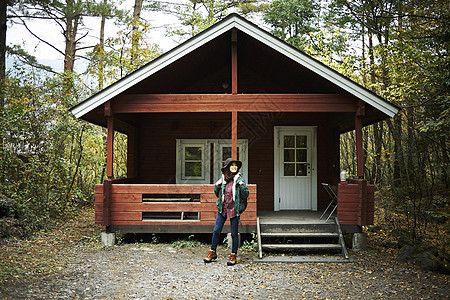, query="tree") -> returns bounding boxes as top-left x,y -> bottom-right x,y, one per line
331,0 -> 449,238
148,0 -> 263,41
132,0 -> 144,66
263,0 -> 318,51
